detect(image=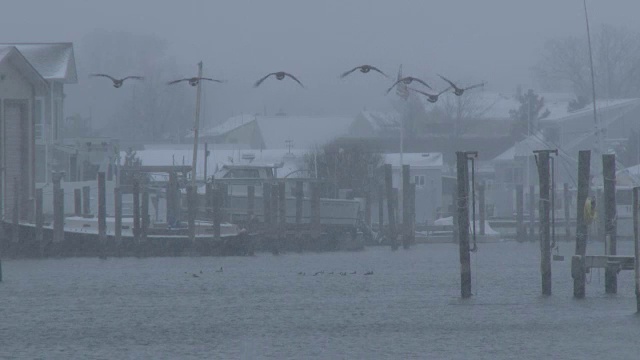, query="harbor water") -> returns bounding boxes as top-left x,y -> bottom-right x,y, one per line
1,241 -> 639,359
